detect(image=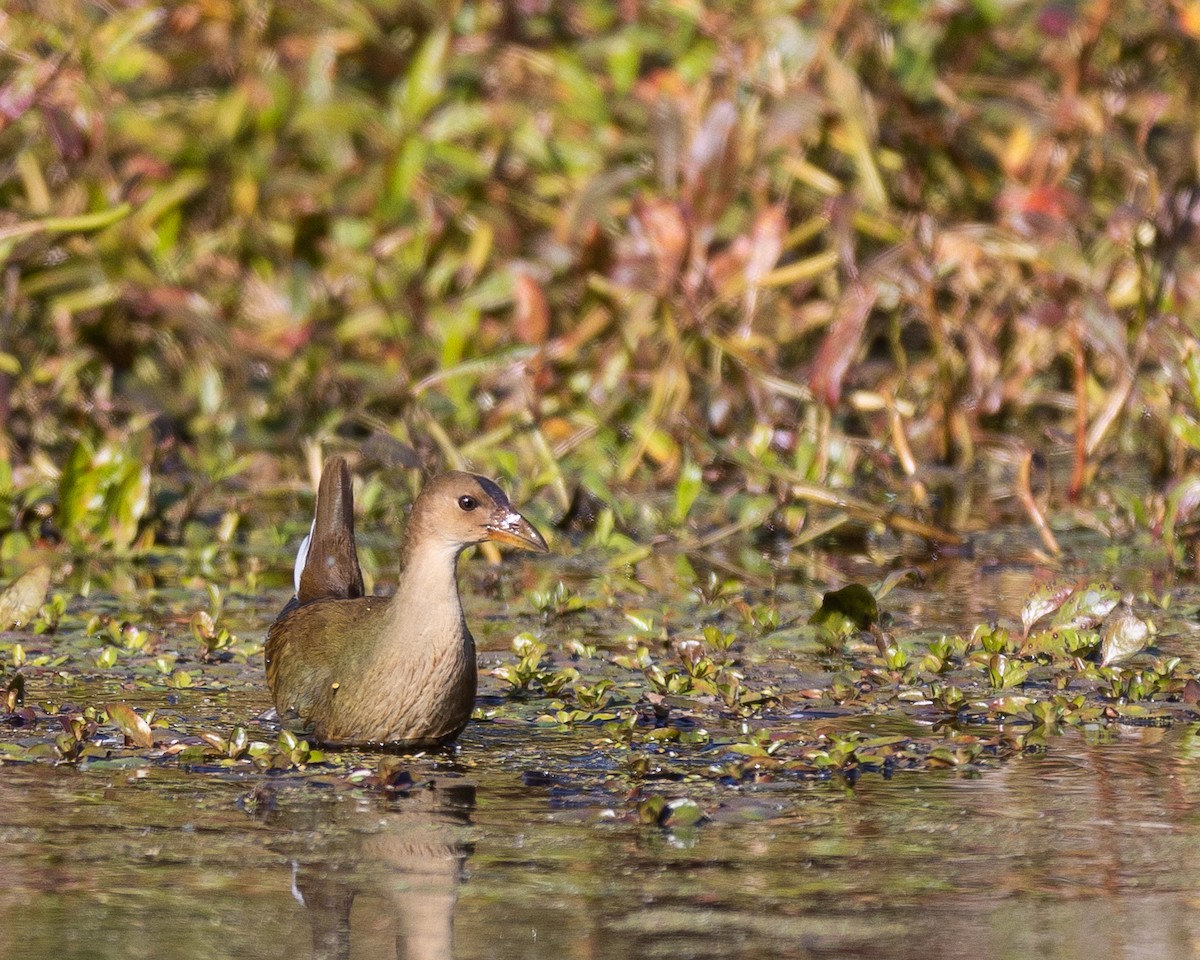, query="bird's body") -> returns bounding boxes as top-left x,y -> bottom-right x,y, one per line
265,459 -> 547,749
